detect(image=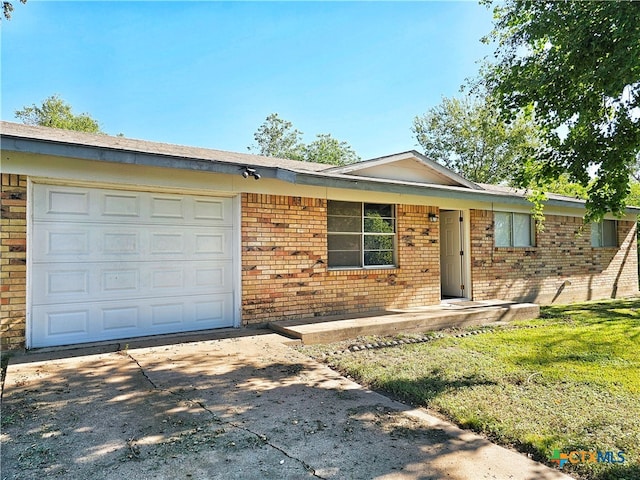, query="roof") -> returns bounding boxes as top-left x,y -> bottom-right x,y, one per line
477,183 -> 586,203
2,121 -> 638,214
0,120 -> 328,173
